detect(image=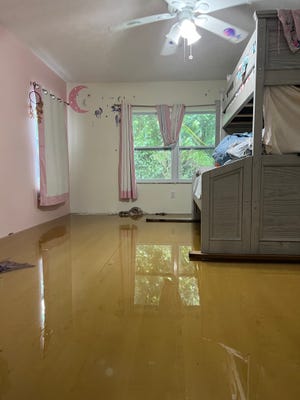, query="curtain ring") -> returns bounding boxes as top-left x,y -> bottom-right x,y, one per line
29,90 -> 42,105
